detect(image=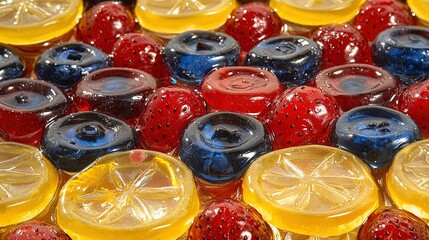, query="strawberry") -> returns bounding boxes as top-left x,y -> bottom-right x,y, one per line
188,199 -> 273,240
358,208 -> 429,240
4,221 -> 71,240
112,33 -> 171,87
76,2 -> 136,54
311,24 -> 373,70
353,0 -> 414,42
265,86 -> 340,149
136,86 -> 206,153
